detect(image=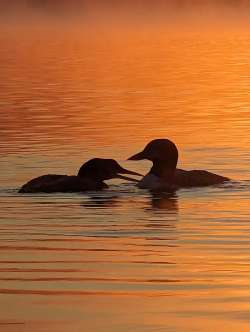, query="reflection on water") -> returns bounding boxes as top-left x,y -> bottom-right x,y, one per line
149,192 -> 179,211
0,22 -> 250,332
